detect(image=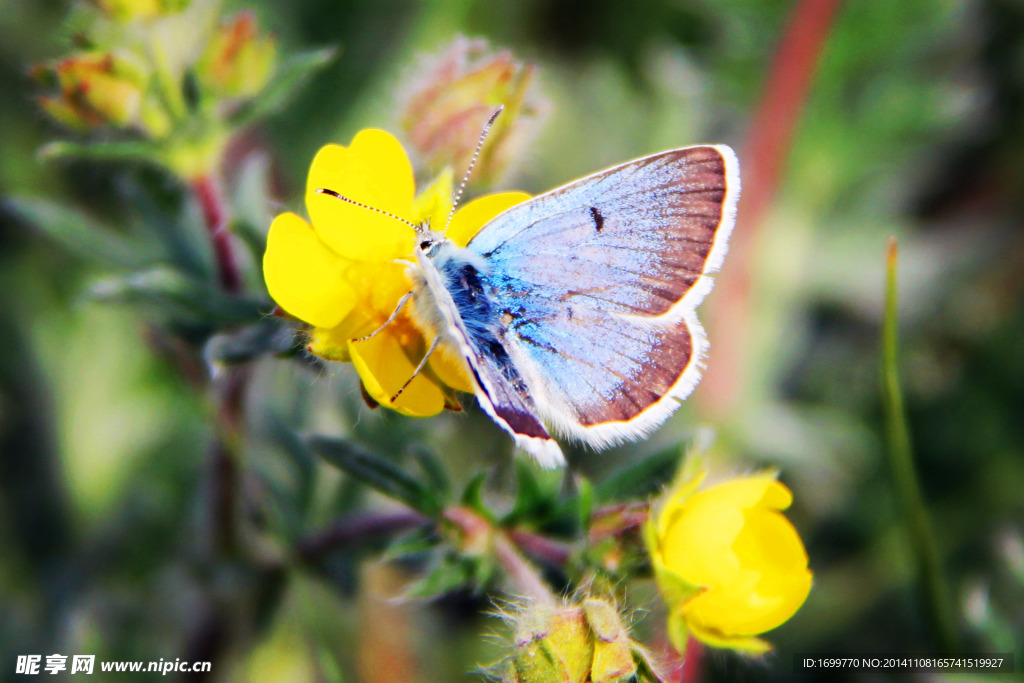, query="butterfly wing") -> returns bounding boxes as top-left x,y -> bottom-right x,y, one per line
413,245 -> 565,467
467,145 -> 739,447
